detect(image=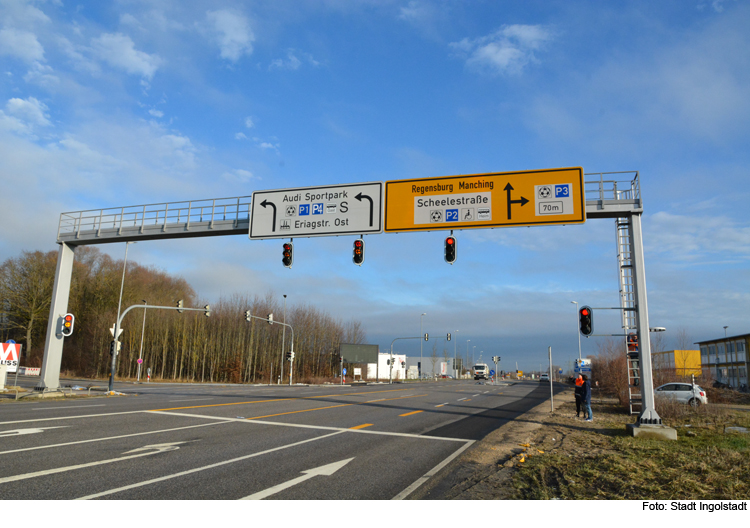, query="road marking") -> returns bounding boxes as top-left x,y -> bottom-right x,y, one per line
0,410 -> 145,426
243,393 -> 427,421
457,398 -> 468,401
0,426 -> 68,439
399,410 -> 423,417
167,398 -> 215,402
392,440 -> 476,500
32,405 -> 106,411
240,458 -> 354,500
0,421 -> 227,456
150,411 -> 470,443
0,442 -> 187,484
349,424 -> 373,430
76,431 -> 345,500
473,394 -> 480,397
435,403 -> 447,408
